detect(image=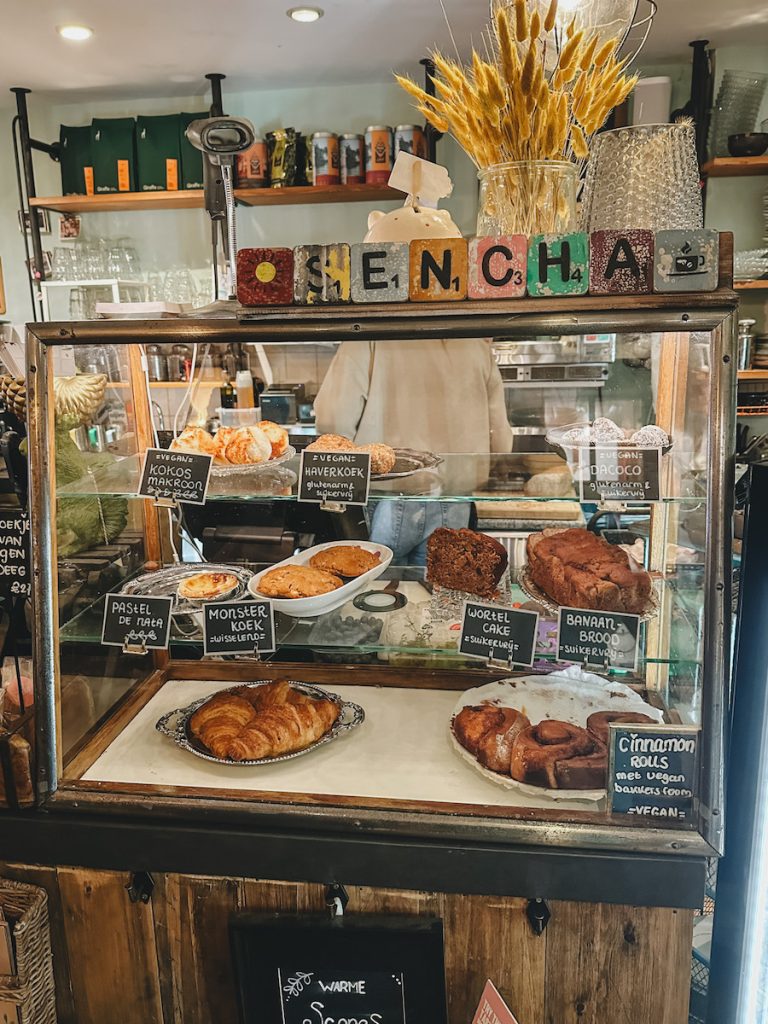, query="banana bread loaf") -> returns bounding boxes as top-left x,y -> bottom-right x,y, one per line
526,527 -> 651,614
